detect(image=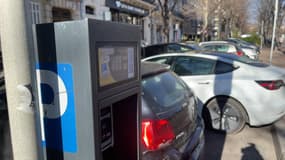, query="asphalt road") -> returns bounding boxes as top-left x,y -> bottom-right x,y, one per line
202,125 -> 276,160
